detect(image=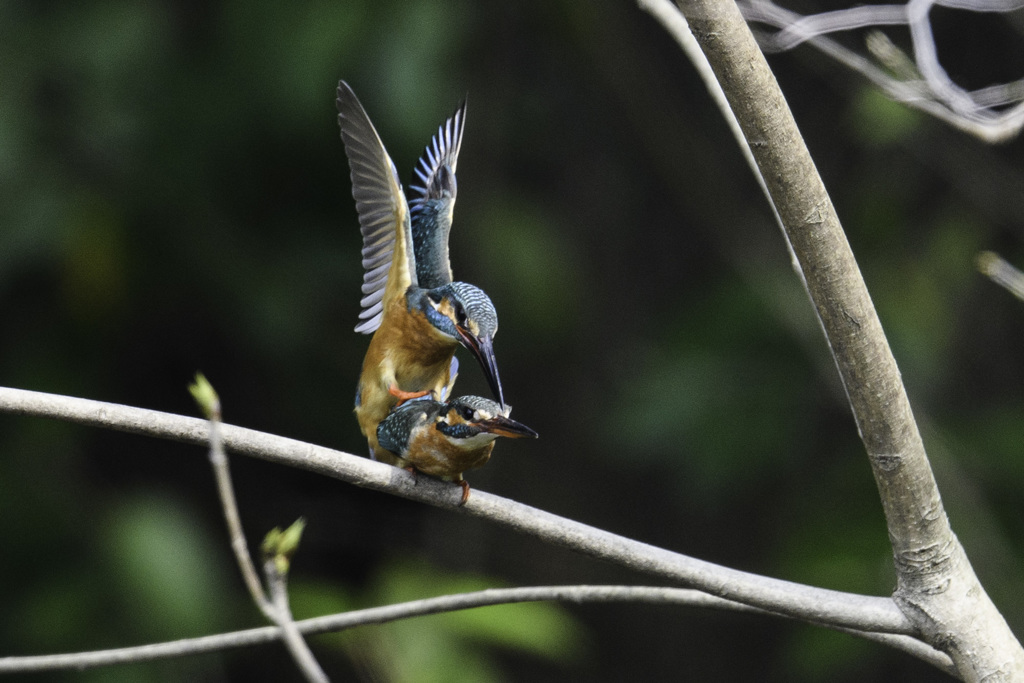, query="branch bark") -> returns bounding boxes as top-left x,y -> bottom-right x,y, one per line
660,0 -> 1024,677
0,584 -> 953,676
0,386 -> 909,635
